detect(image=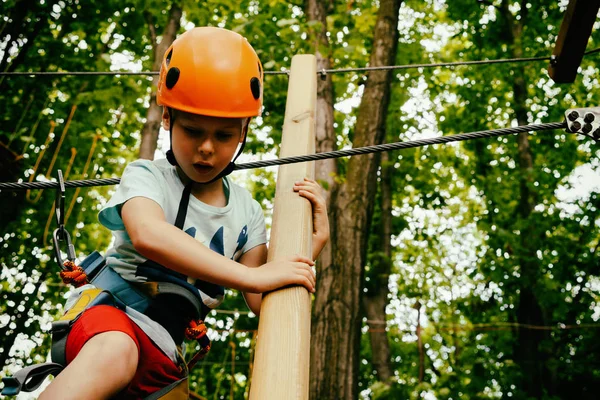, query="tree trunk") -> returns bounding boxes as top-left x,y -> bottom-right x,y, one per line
364,152 -> 394,383
310,0 -> 402,398
305,0 -> 337,271
138,3 -> 182,160
502,2 -> 551,397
